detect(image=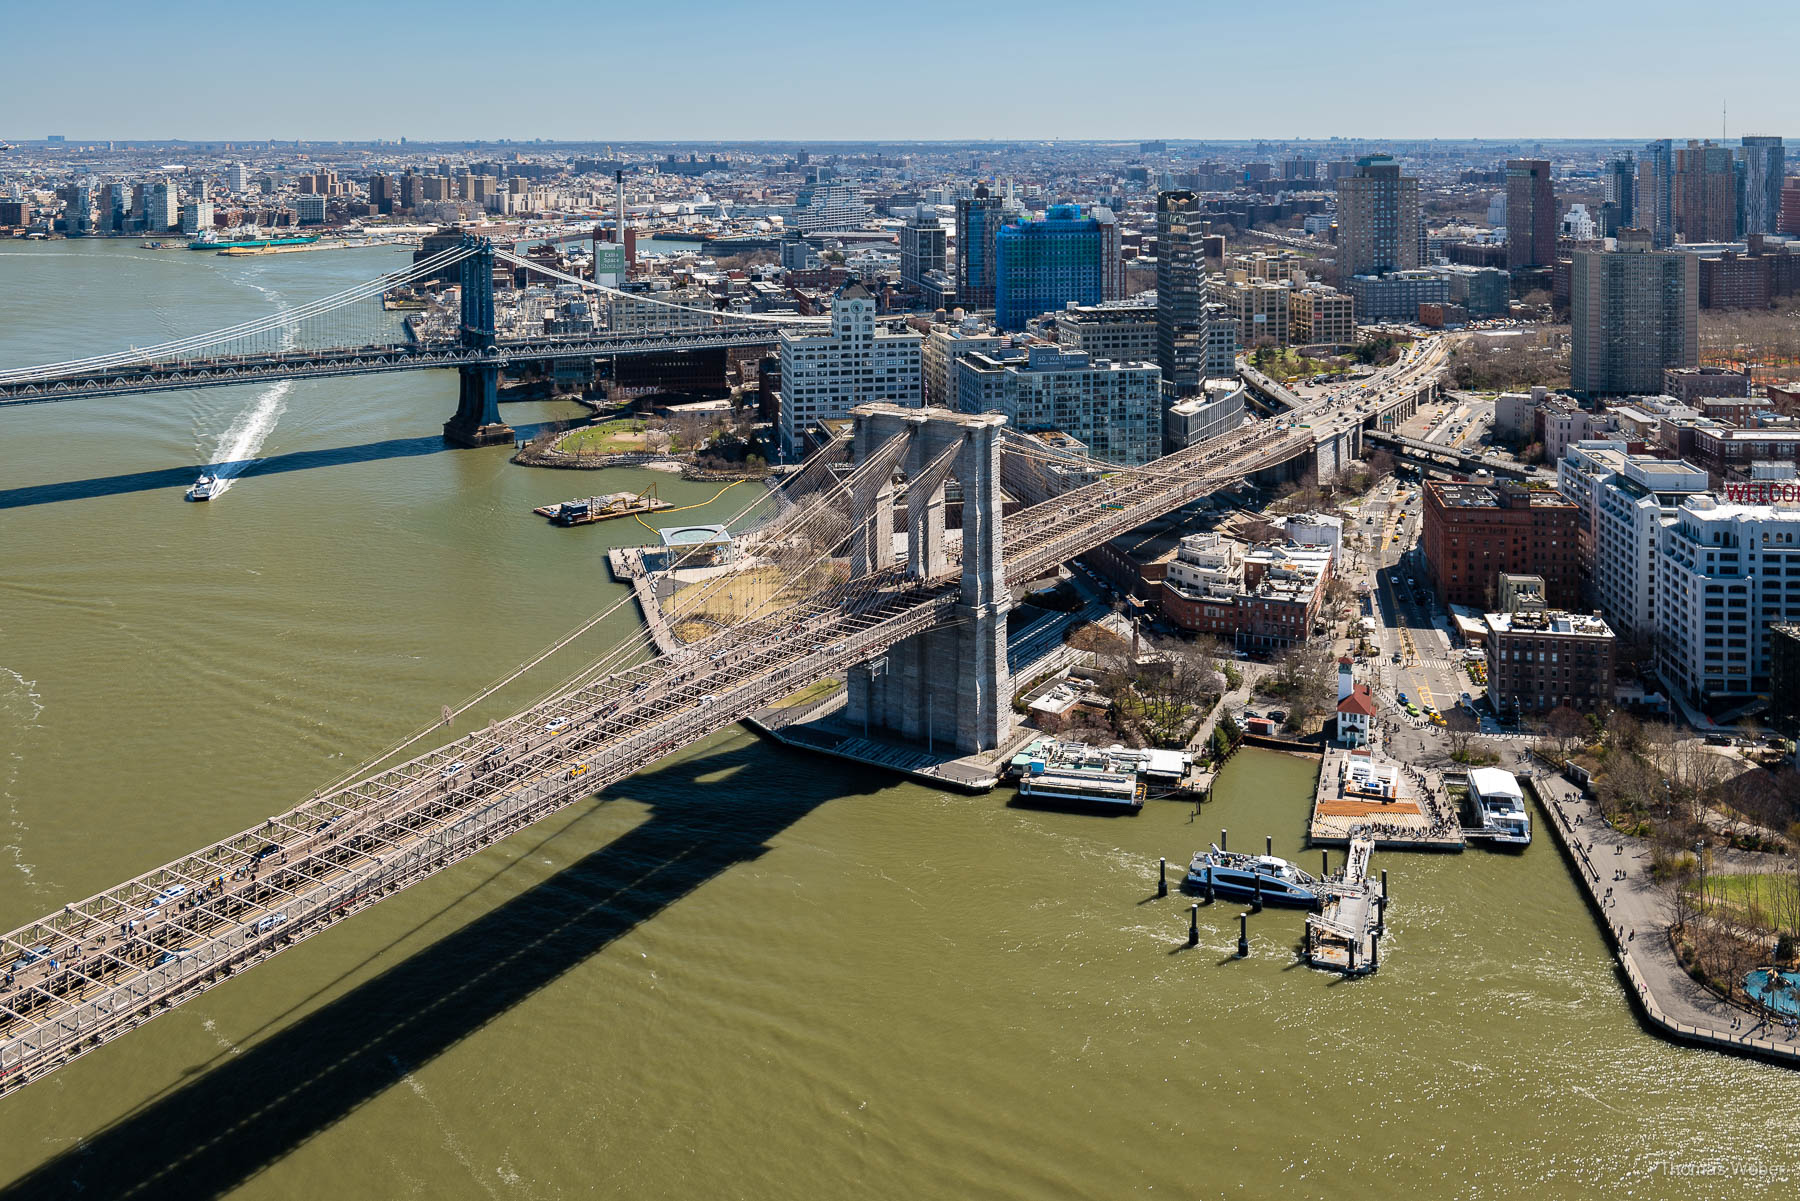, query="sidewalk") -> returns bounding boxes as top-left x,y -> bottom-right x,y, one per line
1527,768 -> 1800,1068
